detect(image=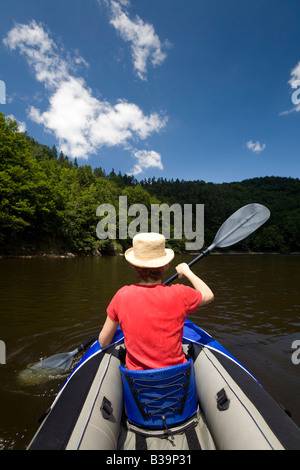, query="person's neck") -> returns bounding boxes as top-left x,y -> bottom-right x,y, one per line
139,280 -> 162,286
